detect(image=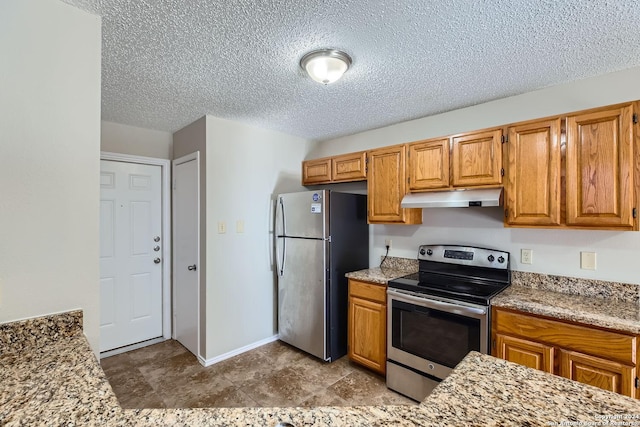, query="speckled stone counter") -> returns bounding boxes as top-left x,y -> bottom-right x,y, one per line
345,256 -> 418,285
4,311 -> 640,426
494,272 -> 640,334
420,351 -> 640,426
